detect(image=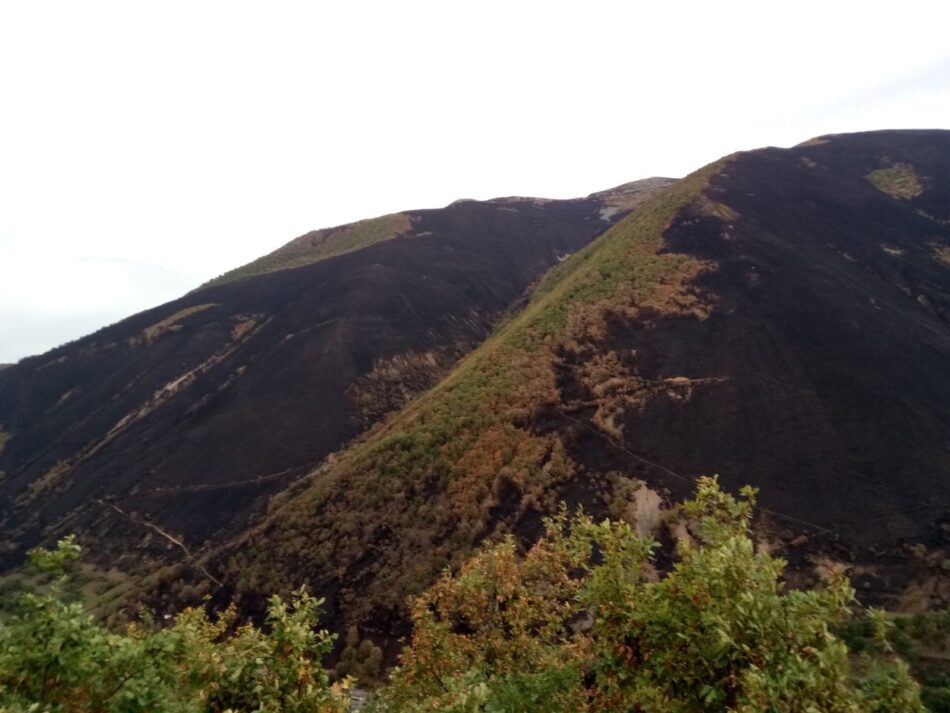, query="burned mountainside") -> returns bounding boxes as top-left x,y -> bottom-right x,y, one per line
0,179 -> 671,575
2,131 -> 949,650
200,130 -> 950,642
